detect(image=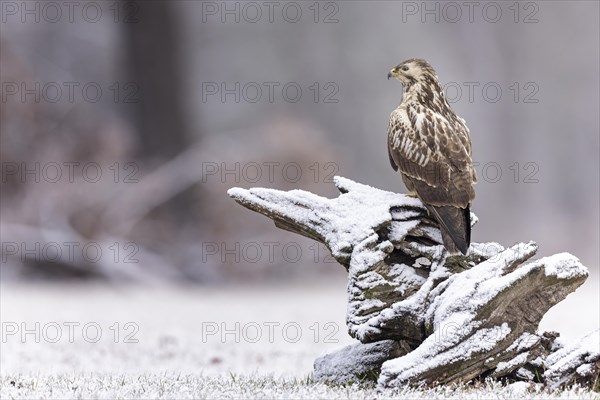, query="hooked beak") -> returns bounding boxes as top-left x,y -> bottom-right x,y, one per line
388,69 -> 397,80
